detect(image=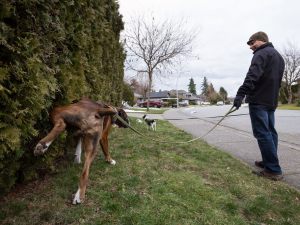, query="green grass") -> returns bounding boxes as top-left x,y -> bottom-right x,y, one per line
1,118 -> 300,225
278,104 -> 300,110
